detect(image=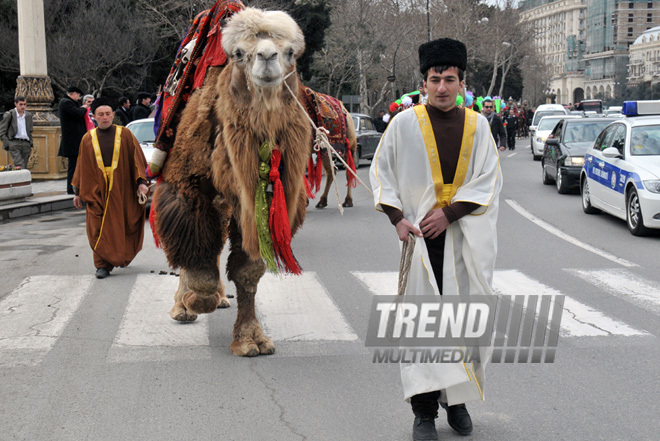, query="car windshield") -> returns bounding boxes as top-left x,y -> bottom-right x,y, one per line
533,110 -> 566,125
352,116 -> 359,129
538,118 -> 562,131
563,121 -> 612,144
630,126 -> 660,156
128,121 -> 155,144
